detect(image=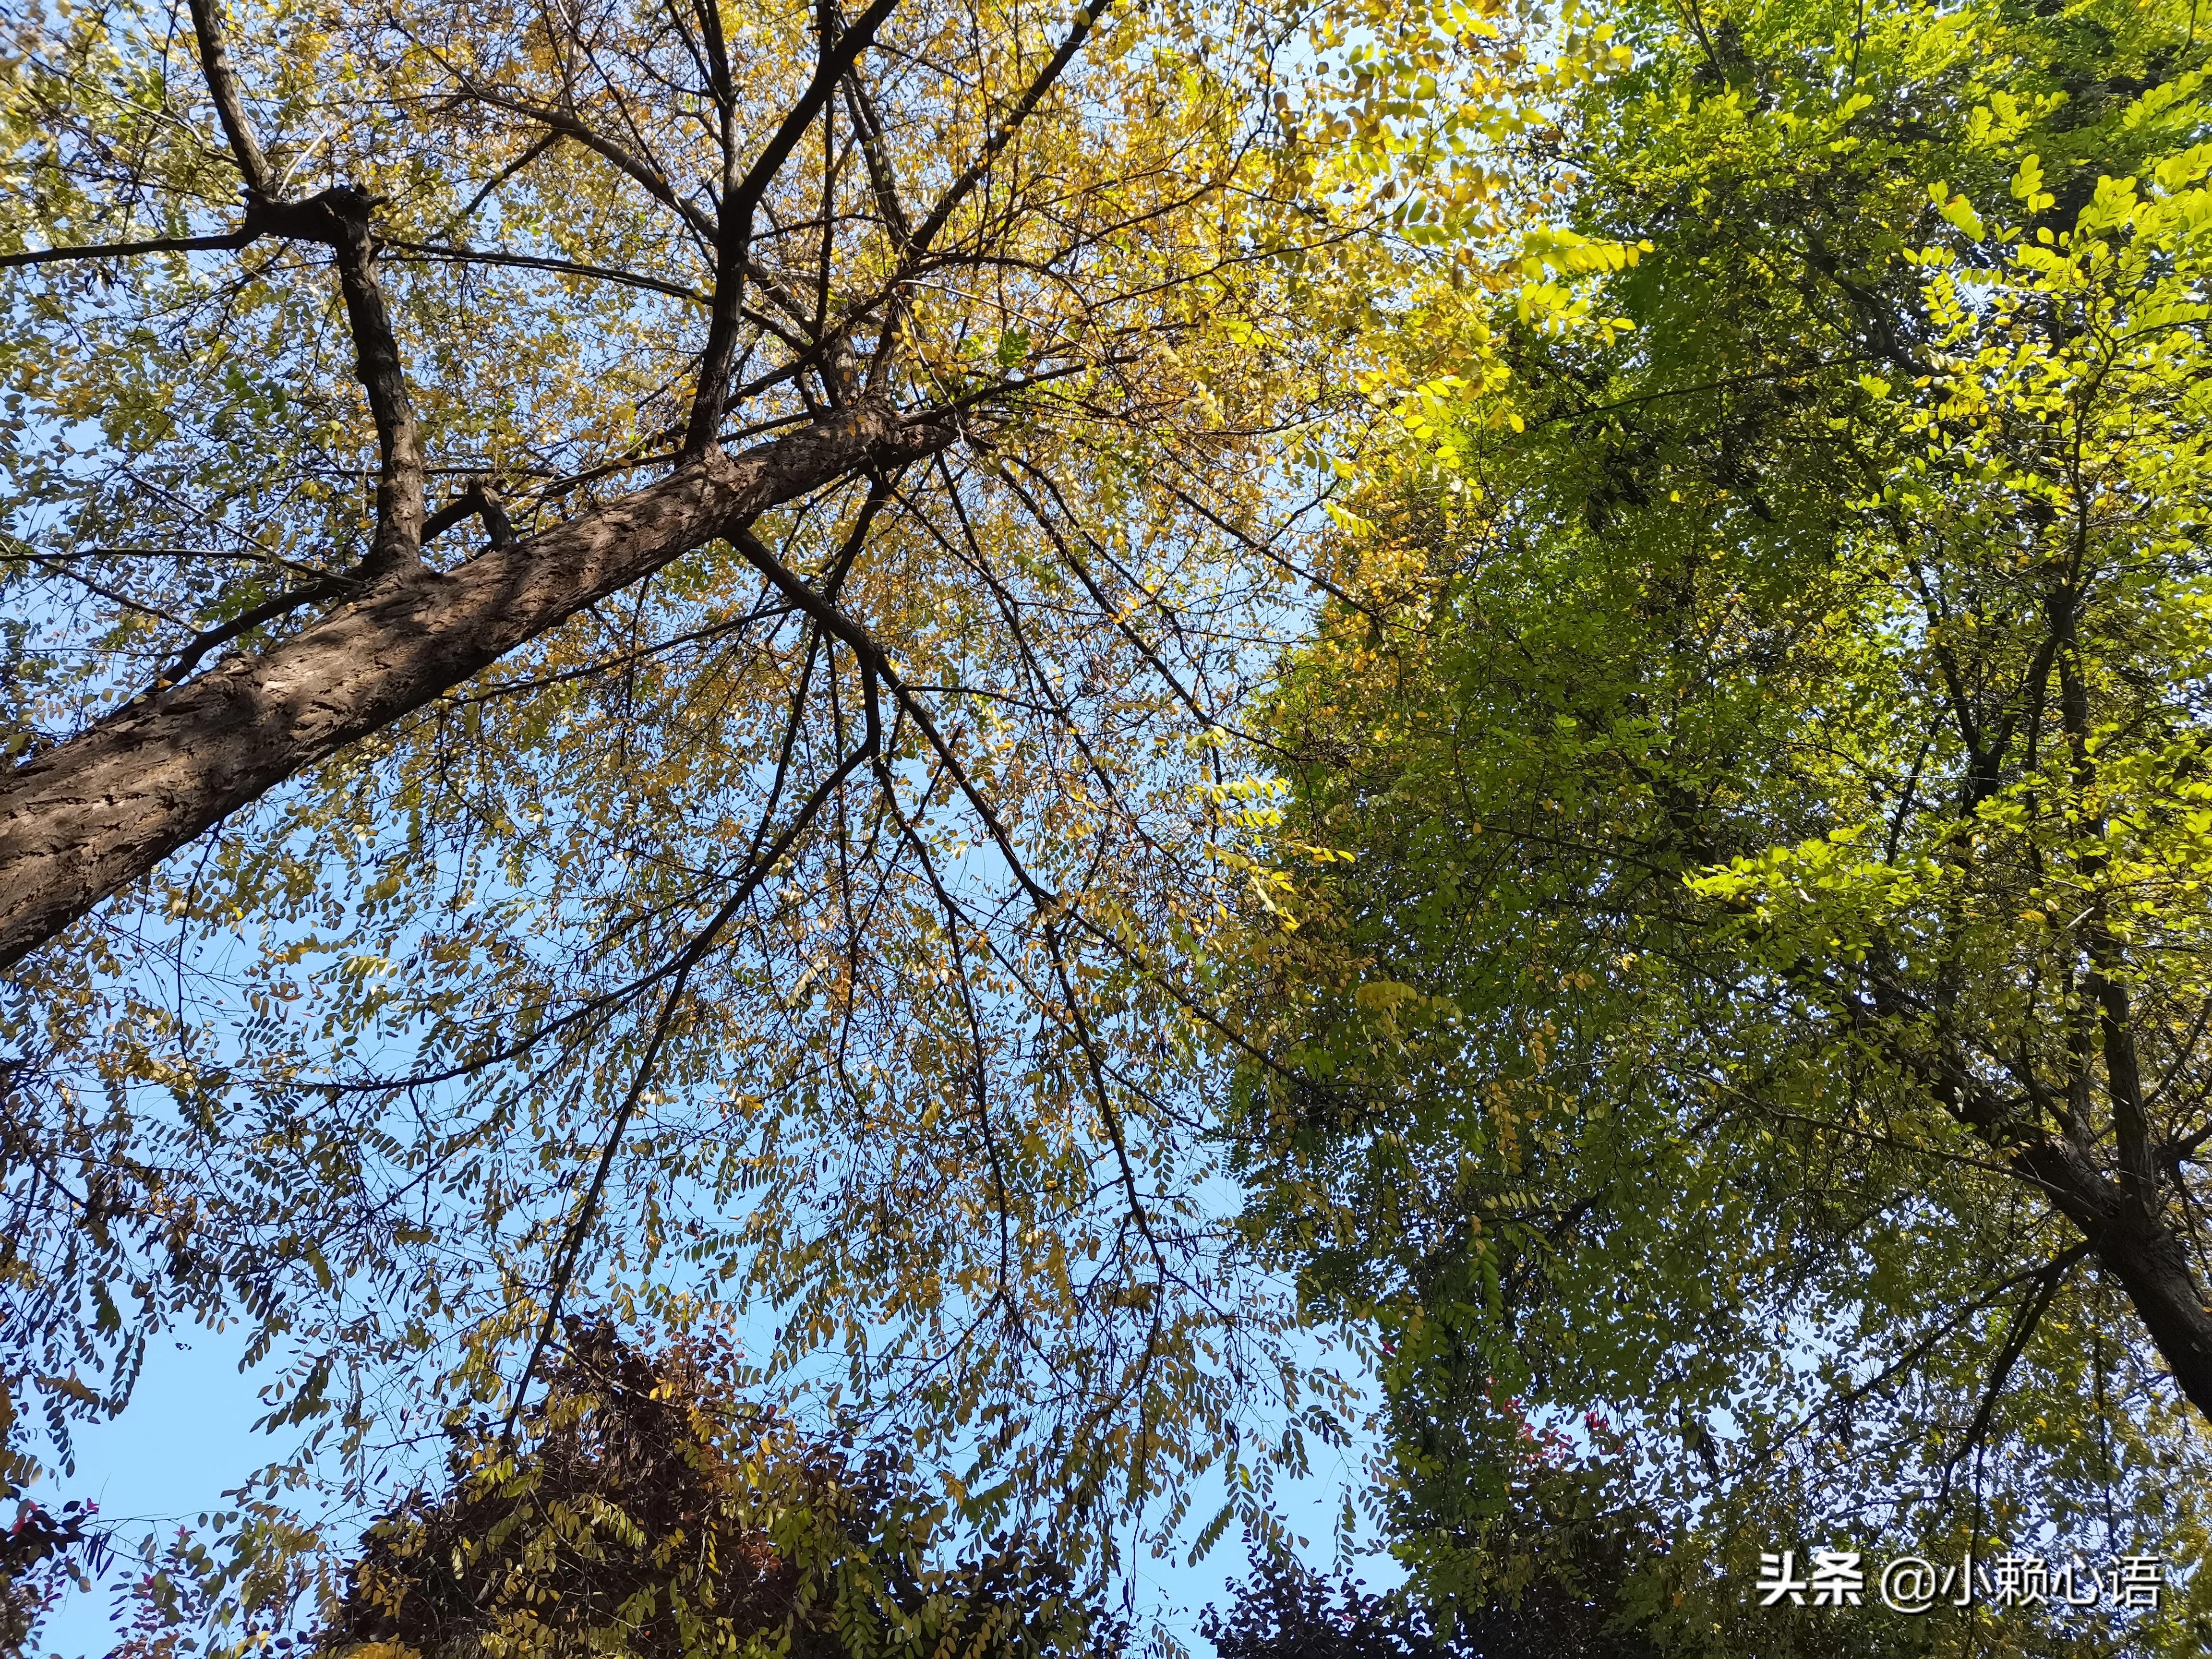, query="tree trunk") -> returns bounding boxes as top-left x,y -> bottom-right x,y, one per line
2015,1138 -> 2212,1424
0,405 -> 953,972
